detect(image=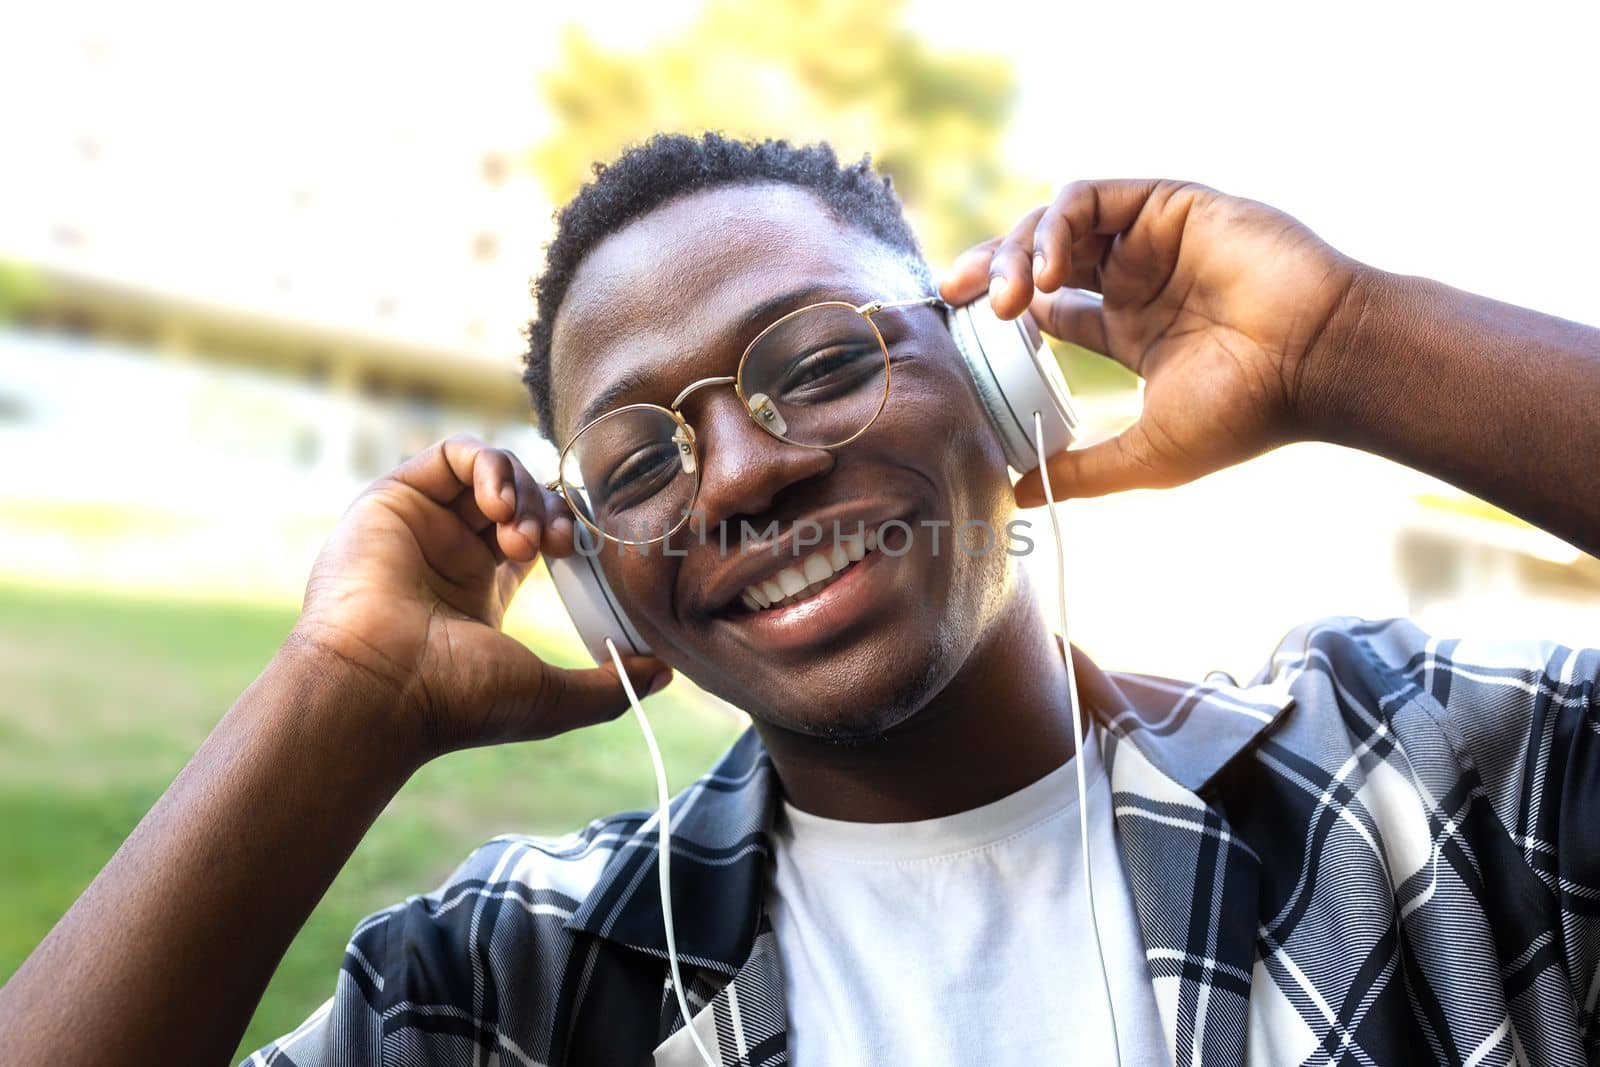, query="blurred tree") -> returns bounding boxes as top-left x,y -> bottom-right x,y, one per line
529,0 -> 1136,394
0,259 -> 43,324
531,0 -> 1042,266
